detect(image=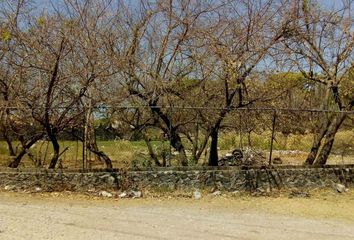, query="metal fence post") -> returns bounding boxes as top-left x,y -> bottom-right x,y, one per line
269,110 -> 277,165
239,111 -> 243,150
82,108 -> 87,172
169,106 -> 173,167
